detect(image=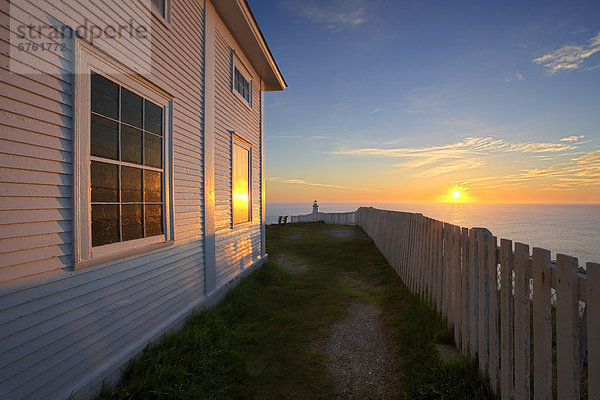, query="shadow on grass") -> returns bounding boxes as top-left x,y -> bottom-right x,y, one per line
96,223 -> 495,400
